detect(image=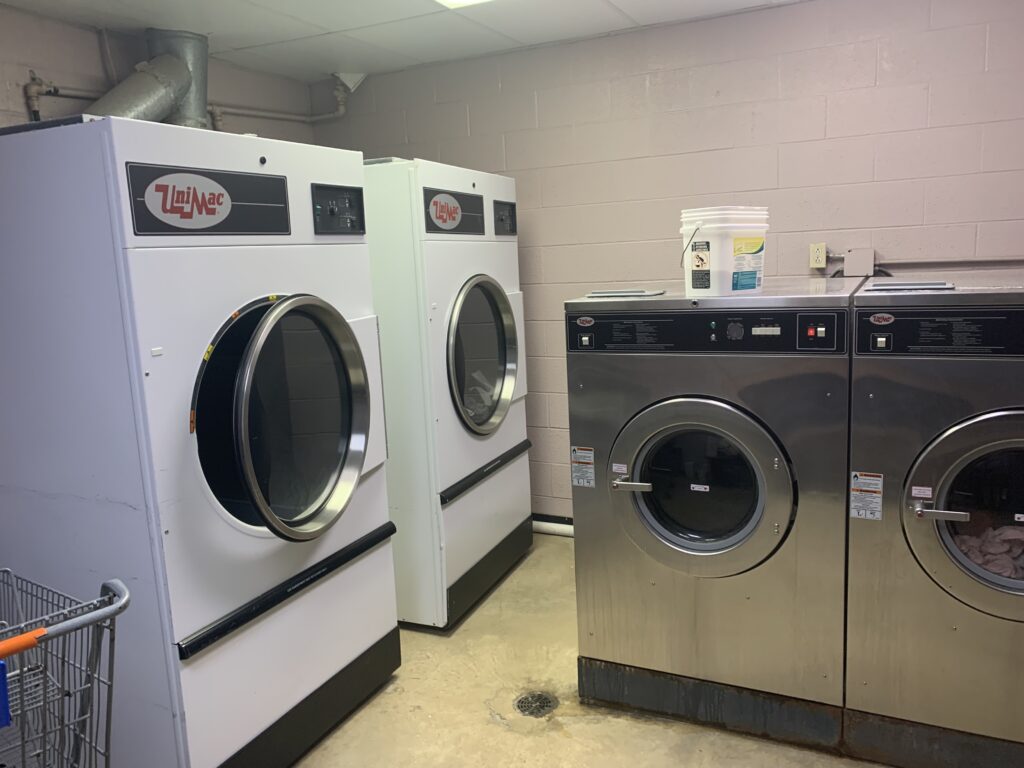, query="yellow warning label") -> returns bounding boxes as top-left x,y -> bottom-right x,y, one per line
733,237 -> 765,257
203,344 -> 214,361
